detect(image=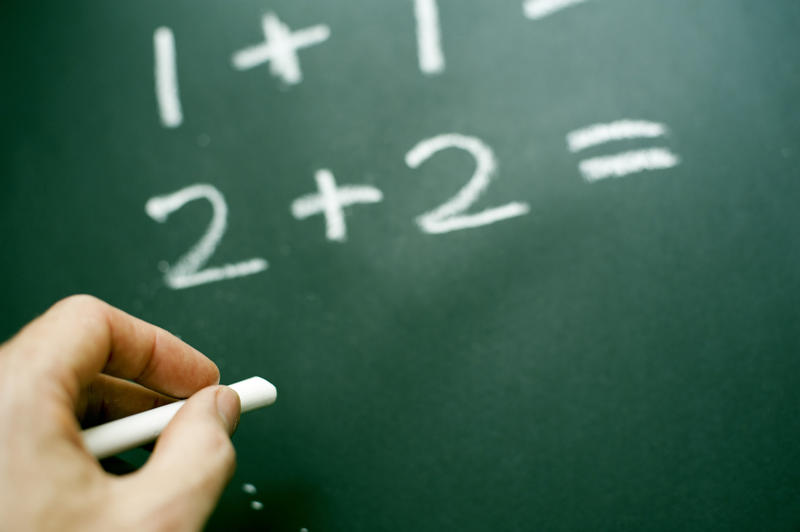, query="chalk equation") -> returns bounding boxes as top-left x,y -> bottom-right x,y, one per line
153,2 -> 594,127
145,123 -> 680,289
144,2 -> 684,290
